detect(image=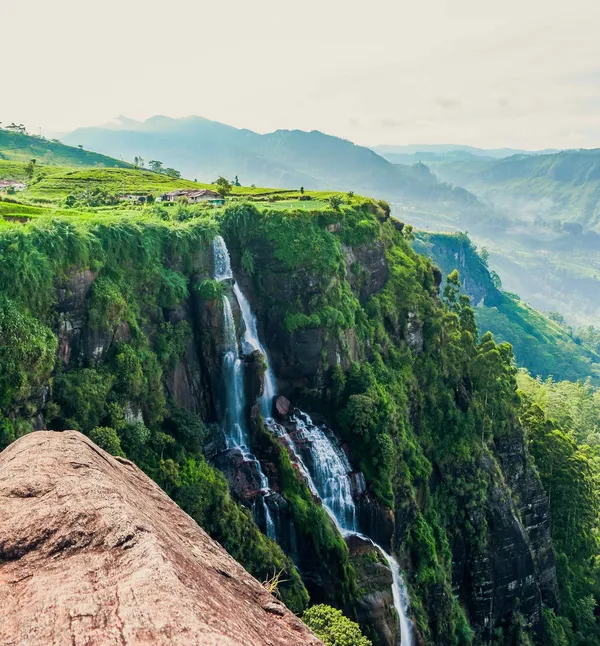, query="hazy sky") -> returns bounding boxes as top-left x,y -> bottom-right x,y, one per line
4,0 -> 600,149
